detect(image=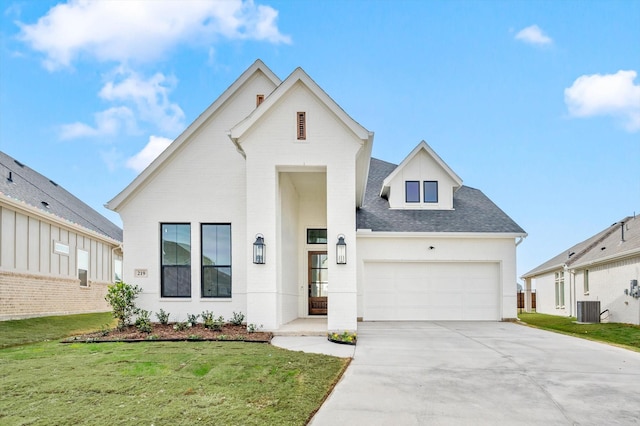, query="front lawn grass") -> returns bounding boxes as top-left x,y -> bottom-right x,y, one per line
0,315 -> 349,425
0,312 -> 115,348
518,312 -> 640,351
